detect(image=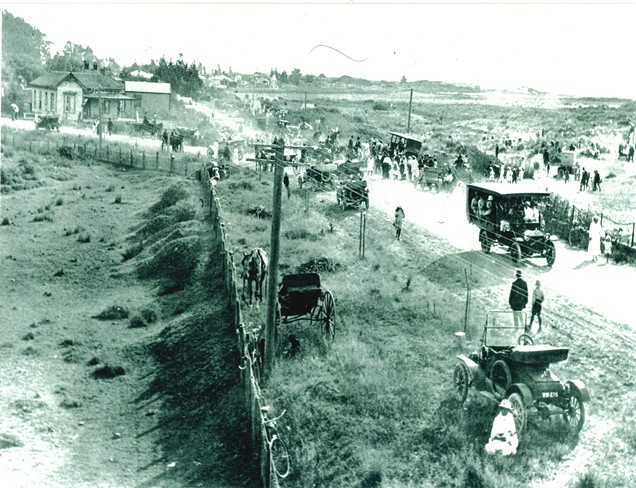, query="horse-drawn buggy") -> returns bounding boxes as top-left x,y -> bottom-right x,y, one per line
135,117 -> 163,138
277,273 -> 336,341
336,179 -> 369,210
388,131 -> 423,157
454,310 -> 589,436
35,115 -> 60,131
467,182 -> 556,266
